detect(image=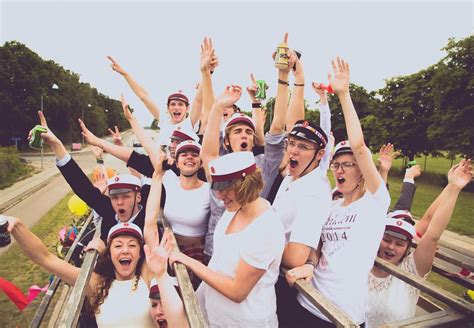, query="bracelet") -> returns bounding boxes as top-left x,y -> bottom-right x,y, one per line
96,159 -> 104,164
294,83 -> 305,87
252,102 -> 262,108
278,79 -> 289,86
305,259 -> 317,268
